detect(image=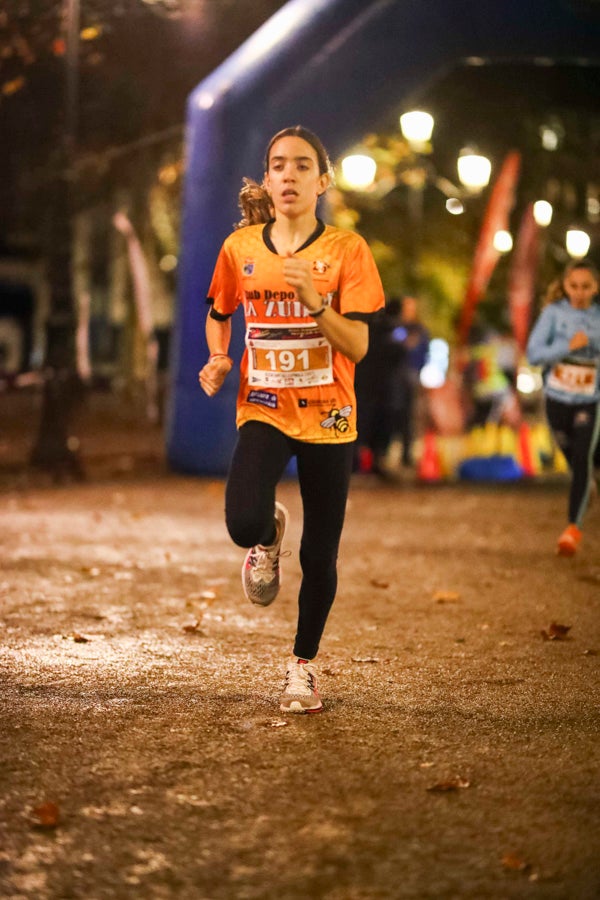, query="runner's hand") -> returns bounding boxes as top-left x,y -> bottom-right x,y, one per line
199,356 -> 233,397
282,253 -> 320,310
569,331 -> 589,351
